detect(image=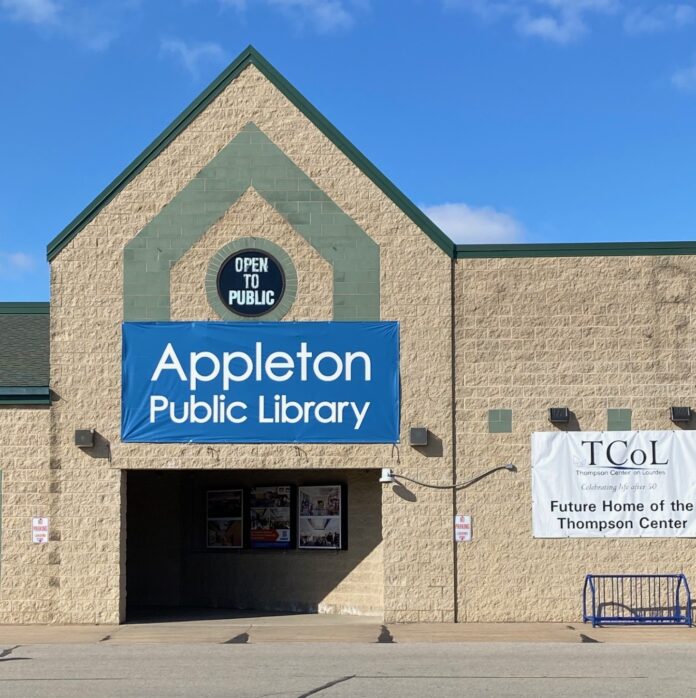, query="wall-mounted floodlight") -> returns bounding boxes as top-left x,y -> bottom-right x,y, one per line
548,407 -> 570,424
74,429 -> 95,448
670,407 -> 692,423
409,427 -> 429,447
